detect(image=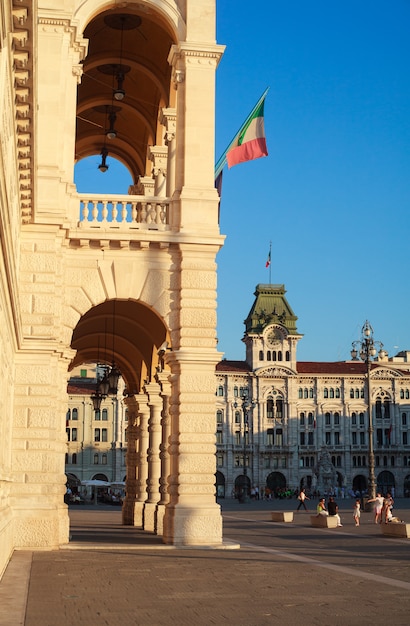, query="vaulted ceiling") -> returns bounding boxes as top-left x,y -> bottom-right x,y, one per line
75,7 -> 176,184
